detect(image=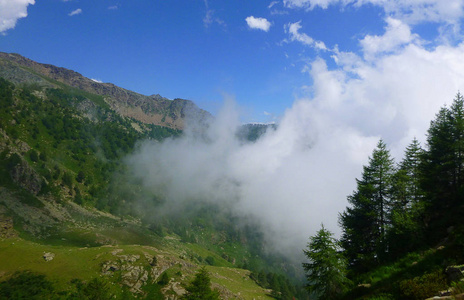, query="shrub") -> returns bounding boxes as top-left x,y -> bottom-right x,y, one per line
205,256 -> 215,266
69,277 -> 113,299
0,270 -> 57,299
39,151 -> 47,161
158,272 -> 169,286
399,271 -> 447,300
29,150 -> 39,162
62,172 -> 73,188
